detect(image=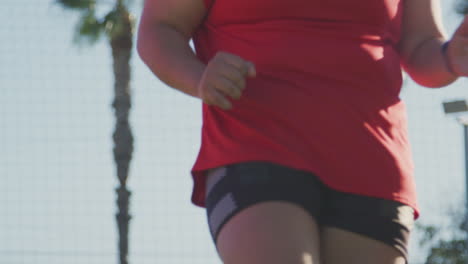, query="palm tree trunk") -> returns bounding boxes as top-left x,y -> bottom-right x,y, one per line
110,8 -> 133,264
